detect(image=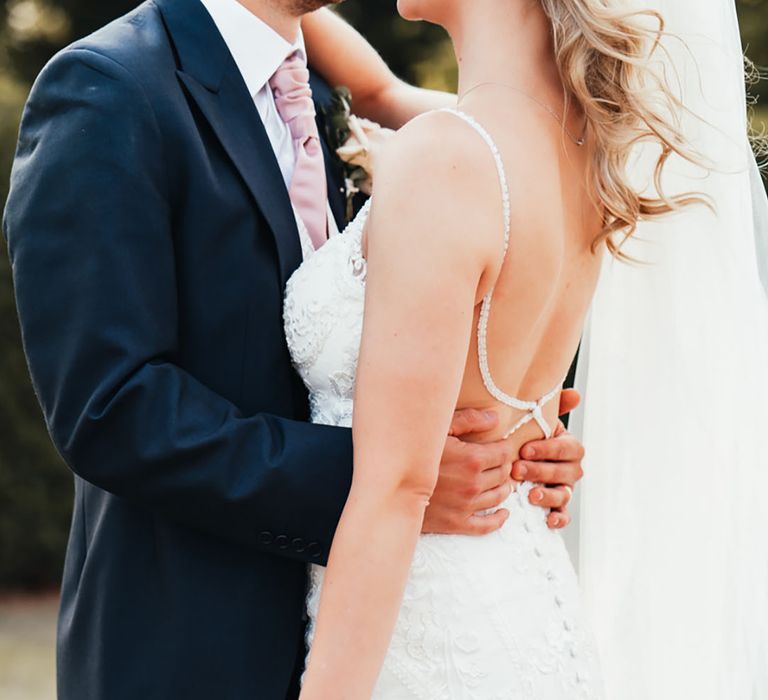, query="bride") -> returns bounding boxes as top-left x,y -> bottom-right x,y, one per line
283,0 -> 715,697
